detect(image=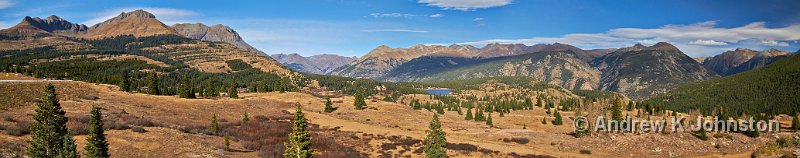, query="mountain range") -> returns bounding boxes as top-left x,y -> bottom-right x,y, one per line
0,10 -> 259,55
331,42 -> 722,99
271,53 -> 357,74
0,9 -> 290,75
